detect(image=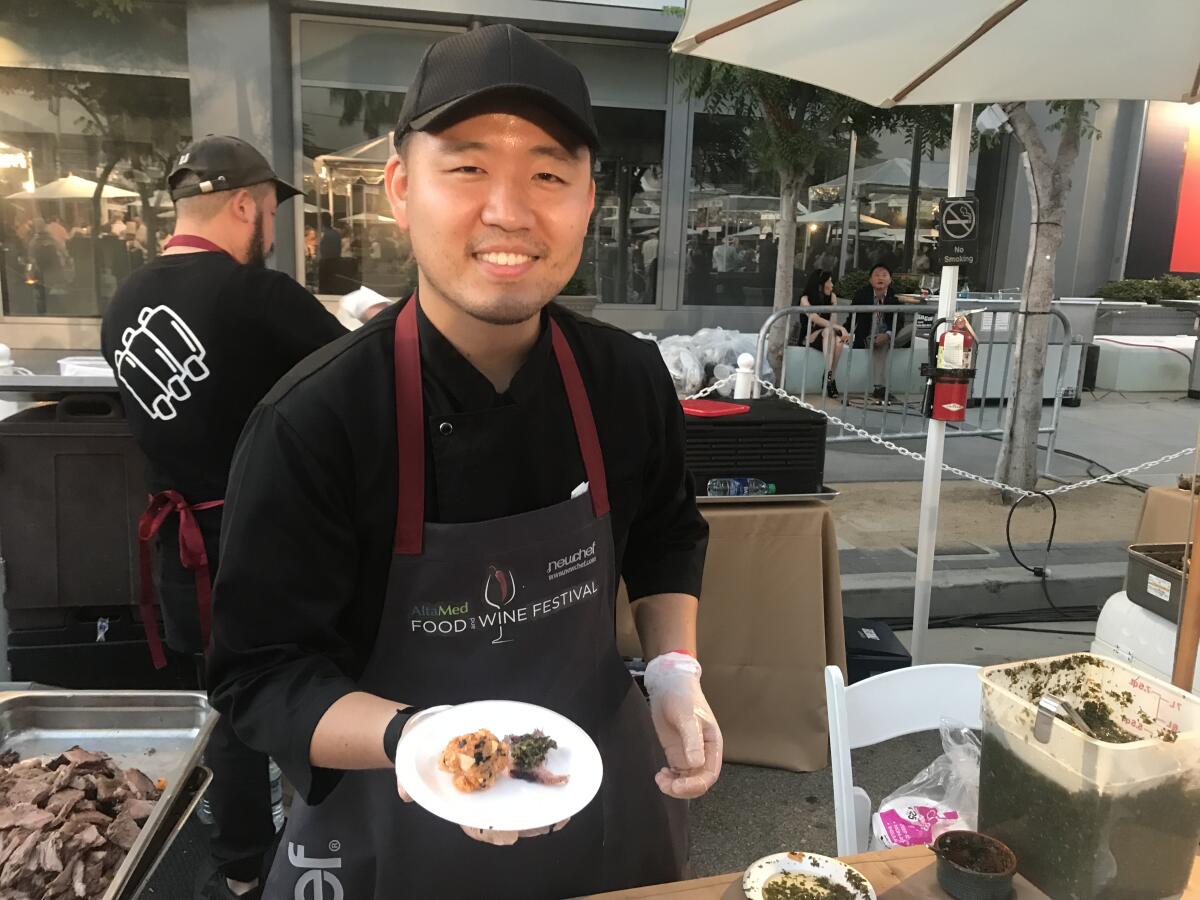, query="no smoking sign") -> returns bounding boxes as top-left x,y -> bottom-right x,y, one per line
938,196 -> 978,266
